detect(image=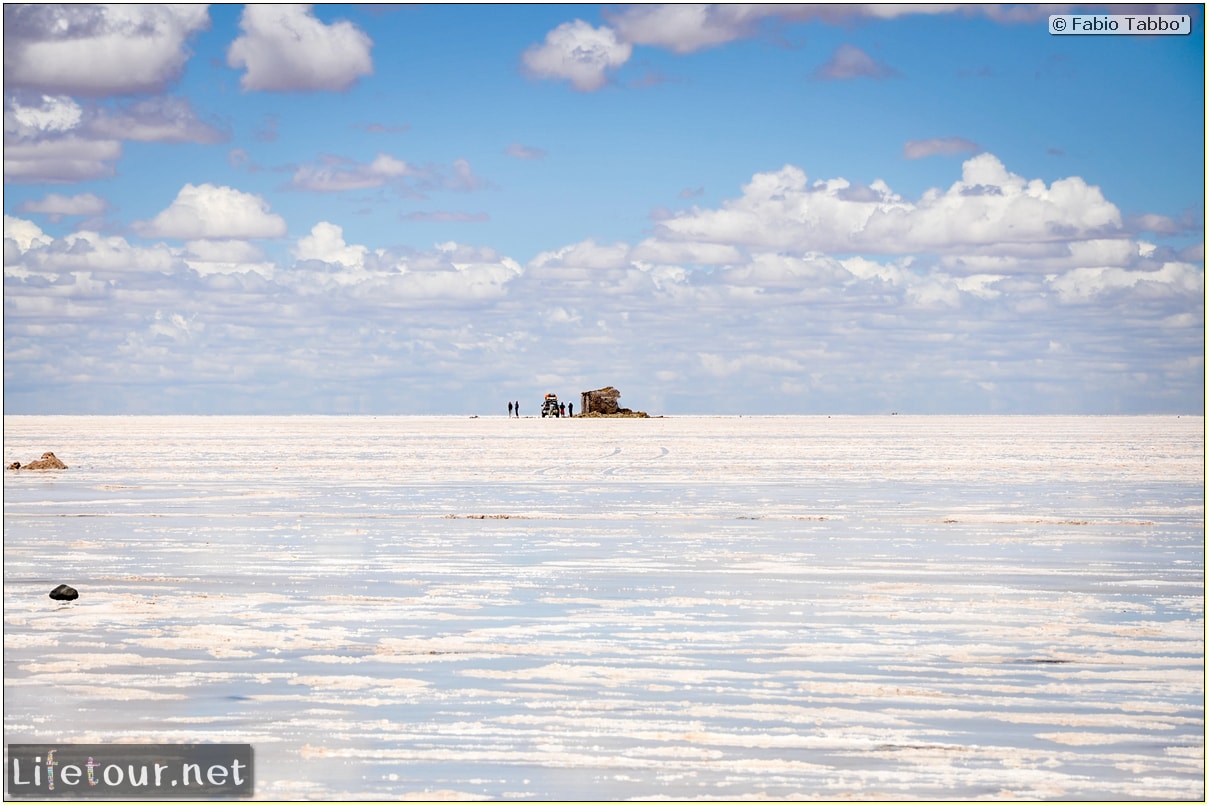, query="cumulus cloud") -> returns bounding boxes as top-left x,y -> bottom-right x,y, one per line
381,249 -> 522,302
3,135 -> 121,183
1050,262 -> 1204,303
655,153 -> 1123,257
4,94 -> 83,138
4,146 -> 1201,416
1127,210 -> 1203,237
3,4 -> 210,96
289,153 -> 490,195
631,238 -> 743,266
904,136 -> 980,160
4,215 -> 53,253
522,20 -> 632,92
294,222 -> 369,270
137,184 -> 288,240
7,87 -> 227,190
291,153 -> 411,192
3,93 -> 224,182
607,5 -> 767,53
87,97 -> 227,144
815,44 -> 899,80
147,309 -> 204,343
18,192 -> 108,220
531,239 -> 632,271
5,223 -> 181,276
524,6 -> 1039,90
718,251 -> 853,289
183,239 -> 275,278
227,5 -> 373,92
